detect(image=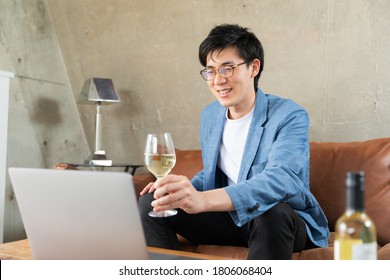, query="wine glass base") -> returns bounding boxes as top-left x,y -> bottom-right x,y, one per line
148,209 -> 178,218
